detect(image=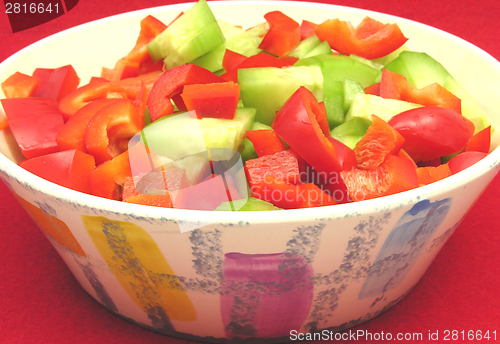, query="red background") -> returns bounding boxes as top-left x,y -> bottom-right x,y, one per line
1,0 -> 500,343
